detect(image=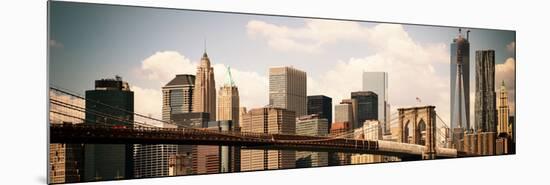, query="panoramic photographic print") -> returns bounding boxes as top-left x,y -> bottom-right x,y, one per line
48,1 -> 516,184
